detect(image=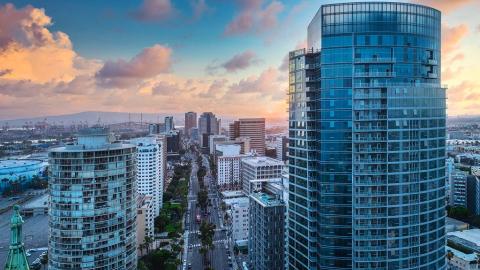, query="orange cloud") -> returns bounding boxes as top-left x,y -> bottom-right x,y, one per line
442,23 -> 469,56
0,3 -> 86,83
413,0 -> 473,13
